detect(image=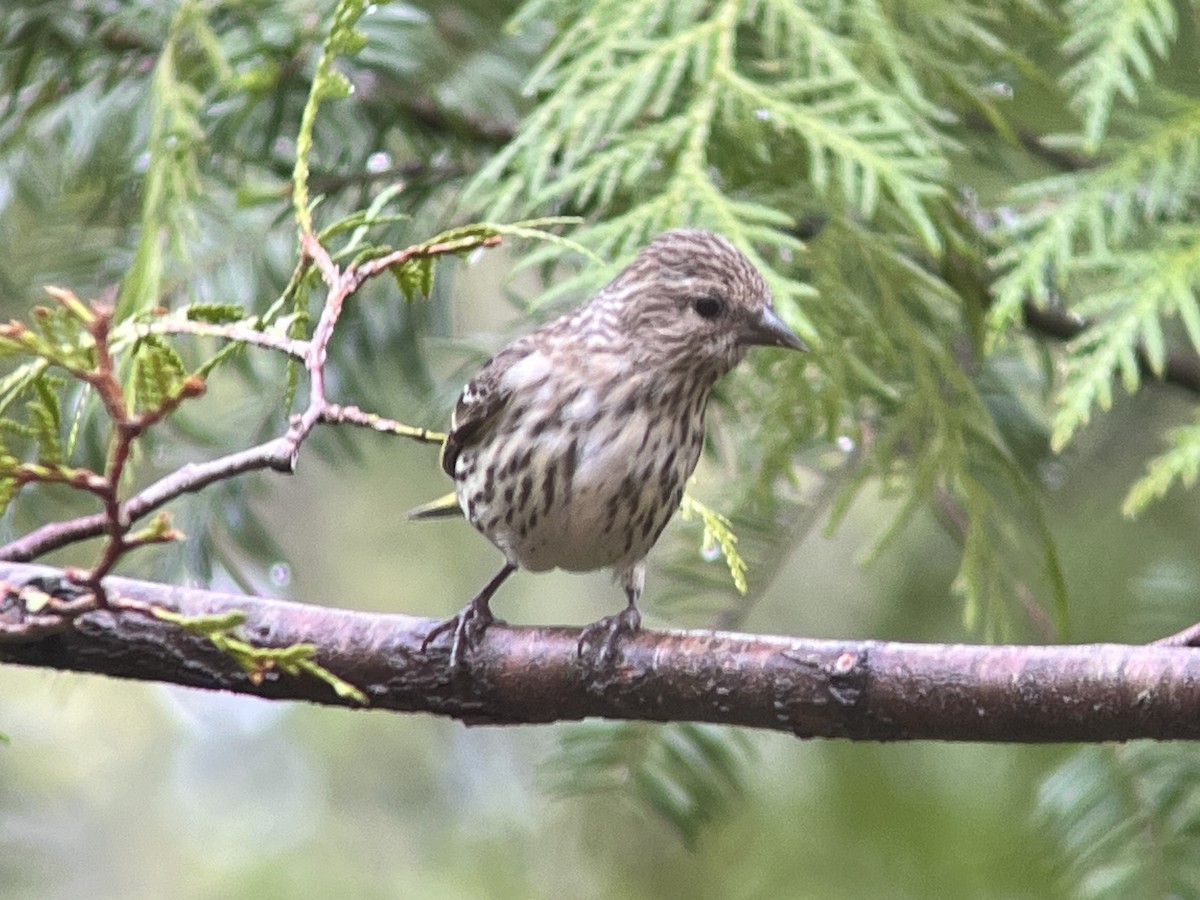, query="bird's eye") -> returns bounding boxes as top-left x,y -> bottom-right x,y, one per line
692,295 -> 724,319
